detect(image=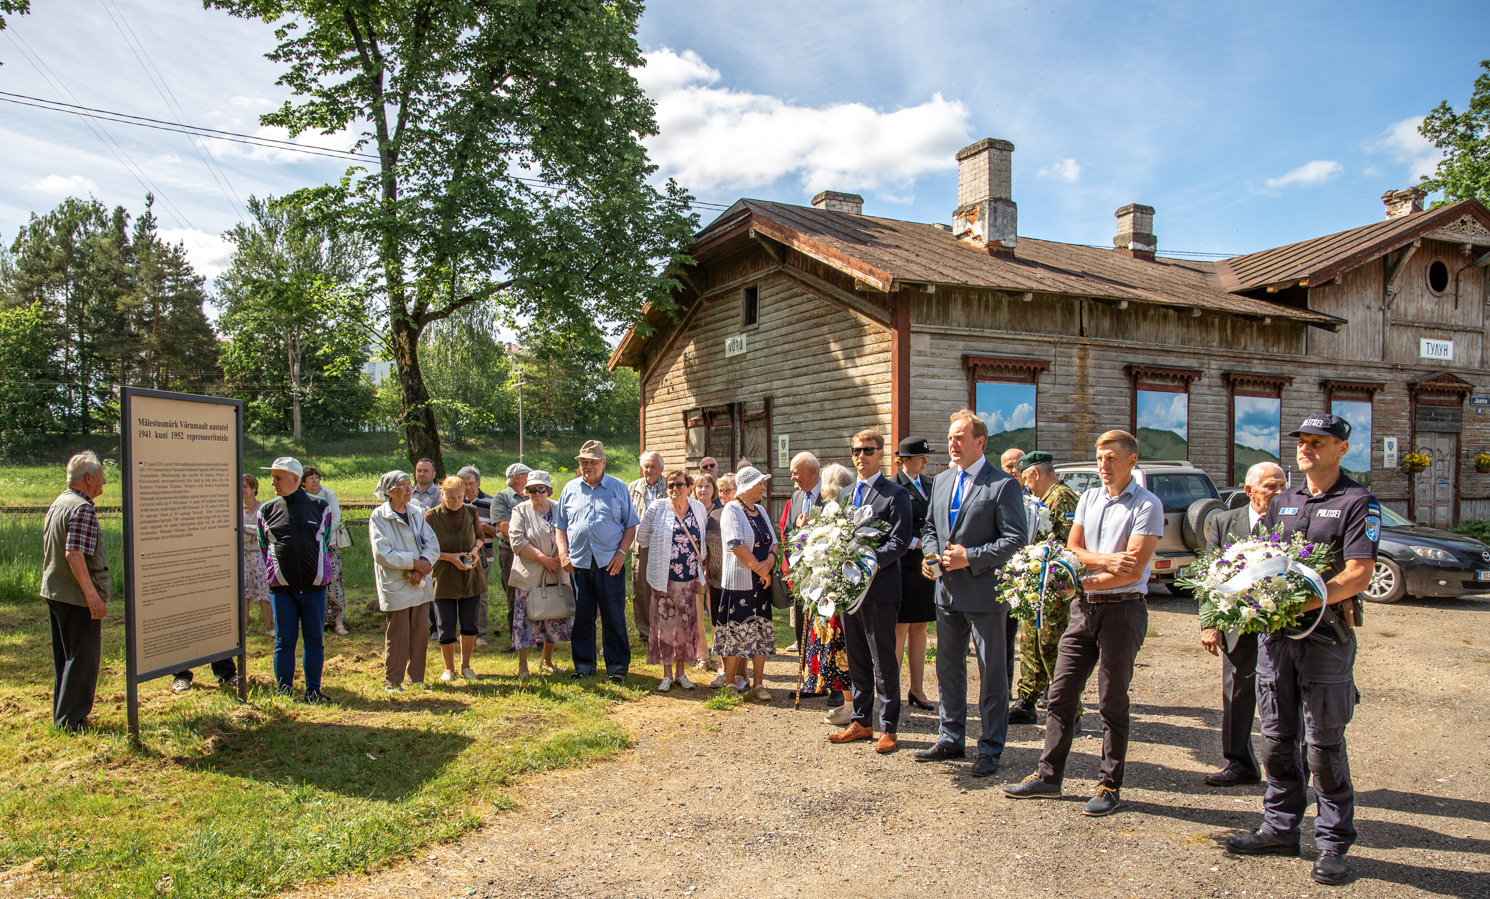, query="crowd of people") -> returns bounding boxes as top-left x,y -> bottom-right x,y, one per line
39,408 -> 1375,887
